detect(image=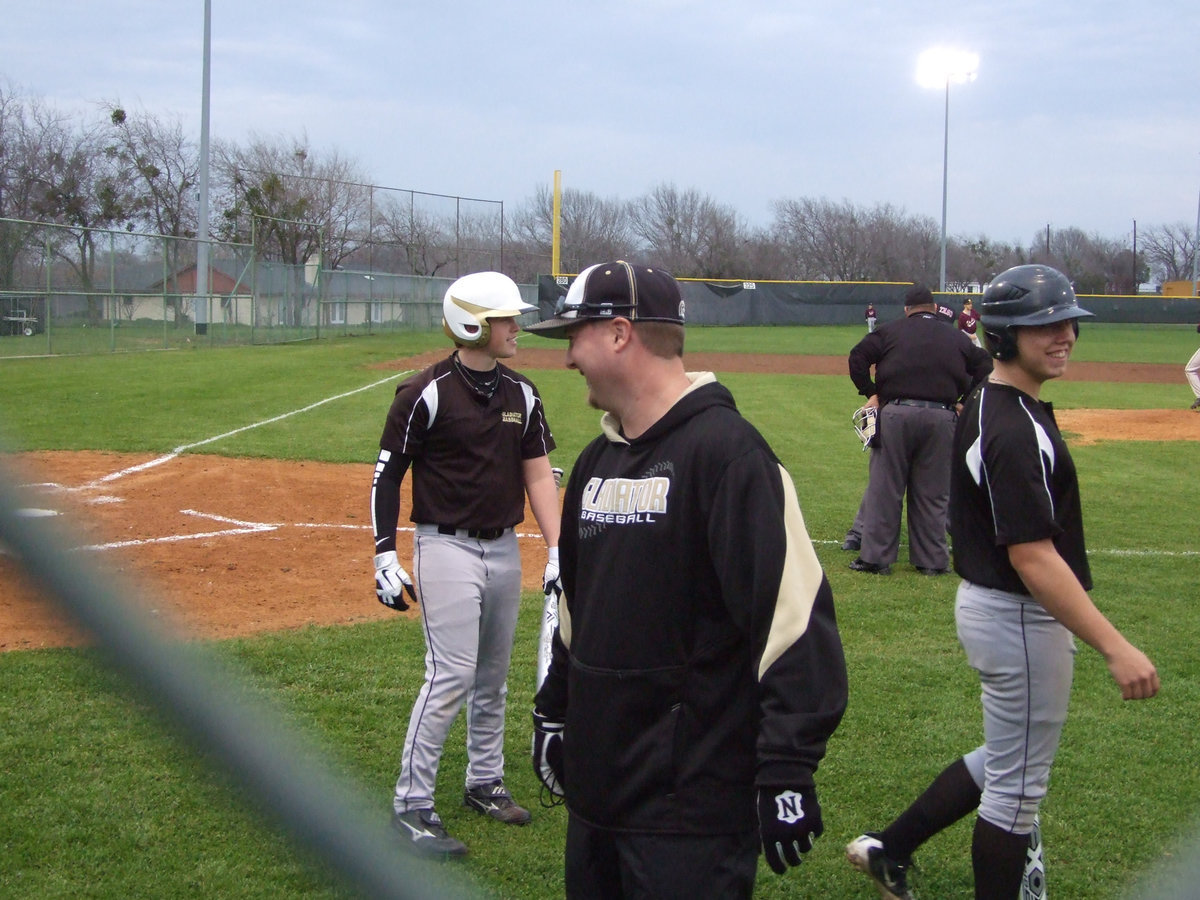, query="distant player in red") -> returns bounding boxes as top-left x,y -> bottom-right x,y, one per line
958,298 -> 981,346
865,303 -> 878,333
